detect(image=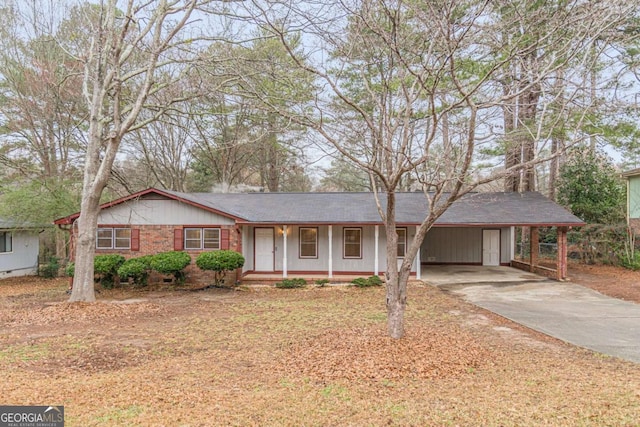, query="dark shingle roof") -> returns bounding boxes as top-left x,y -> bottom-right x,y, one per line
162,190 -> 584,226
0,217 -> 43,230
